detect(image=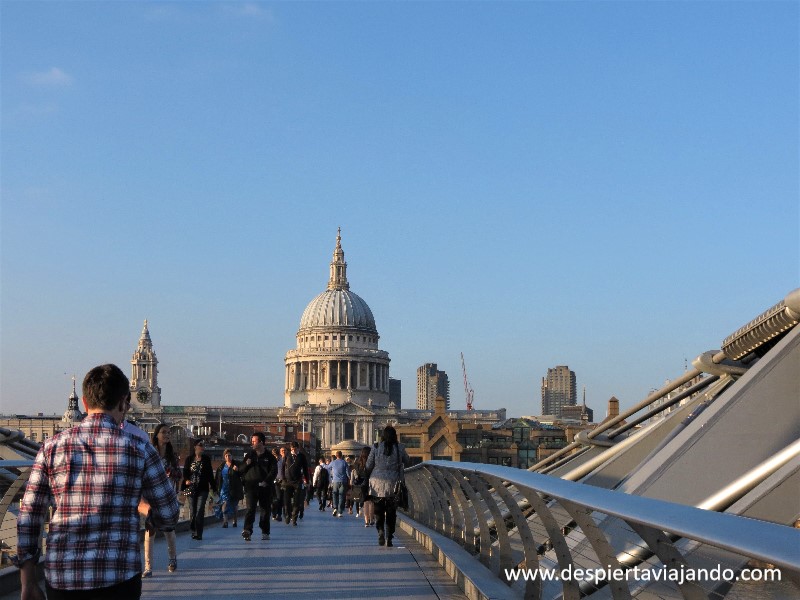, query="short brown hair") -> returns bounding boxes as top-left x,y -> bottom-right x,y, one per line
82,364 -> 129,411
